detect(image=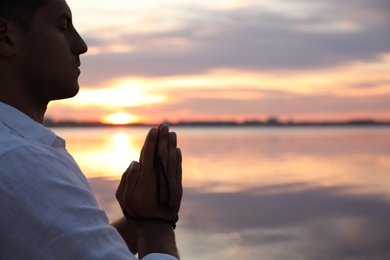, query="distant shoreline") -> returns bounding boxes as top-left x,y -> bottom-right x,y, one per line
45,119 -> 390,128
